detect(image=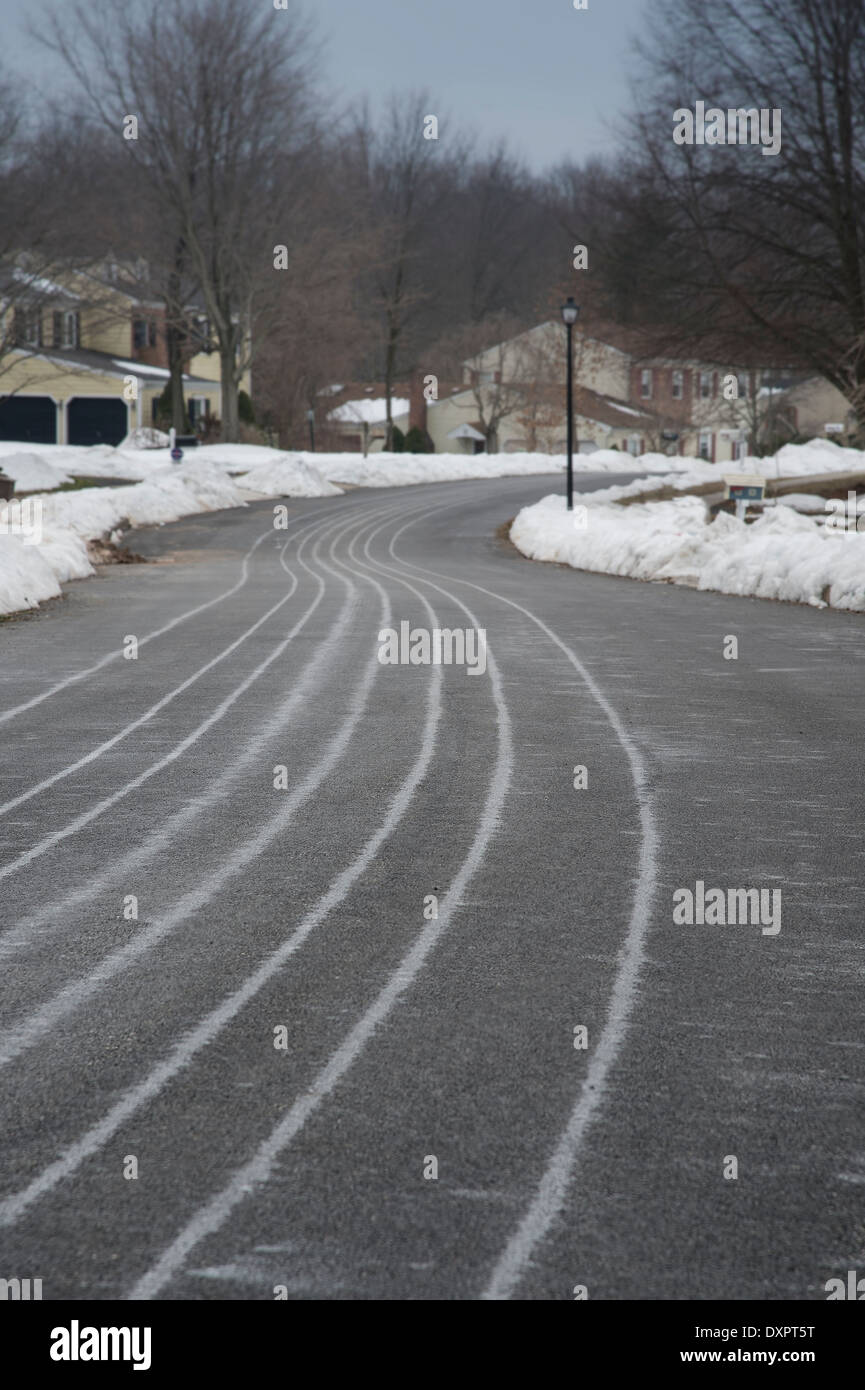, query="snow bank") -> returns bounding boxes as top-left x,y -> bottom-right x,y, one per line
0,469 -> 248,617
510,491 -> 865,611
0,448 -> 342,616
773,493 -> 829,514
0,452 -> 74,492
119,427 -> 171,450
3,433 -> 865,620
233,456 -> 343,498
584,439 -> 865,506
0,531 -> 92,614
310,450 -> 570,487
33,468 -> 250,541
